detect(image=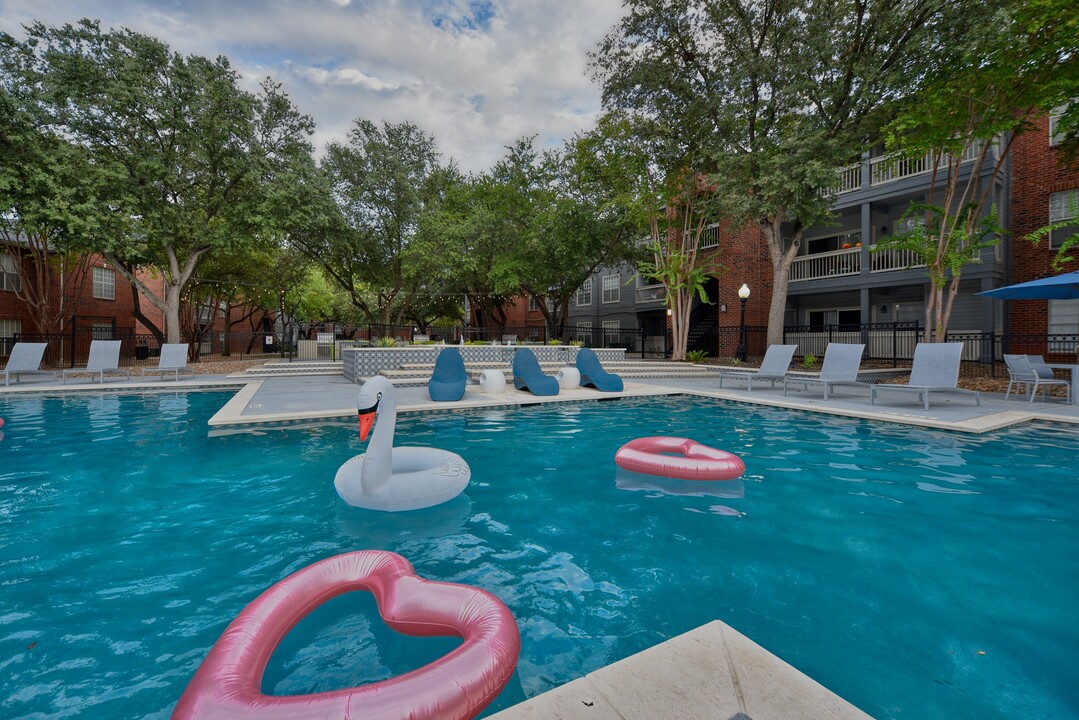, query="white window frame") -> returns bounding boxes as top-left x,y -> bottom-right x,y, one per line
575,278 -> 592,307
601,274 -> 620,304
0,318 -> 21,339
575,321 -> 592,345
1048,299 -> 1079,335
528,295 -> 538,312
92,266 -> 115,300
1,253 -> 21,292
1049,106 -> 1068,146
1049,189 -> 1079,249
